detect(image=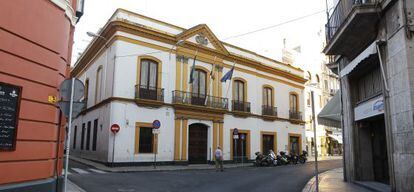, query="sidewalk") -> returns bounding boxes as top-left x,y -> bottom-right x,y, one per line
70,156 -> 252,172
302,168 -> 371,192
307,155 -> 343,162
70,155 -> 342,173
67,180 -> 86,192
